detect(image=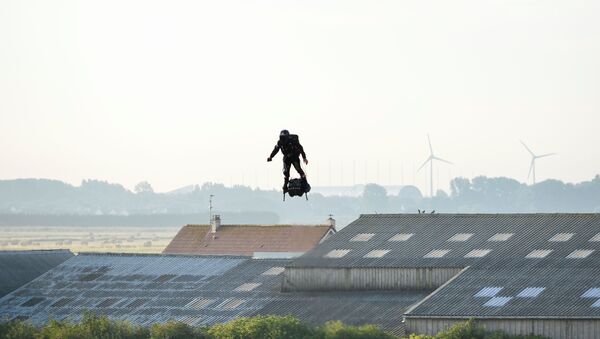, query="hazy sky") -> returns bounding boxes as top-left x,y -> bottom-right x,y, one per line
1,0 -> 599,194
